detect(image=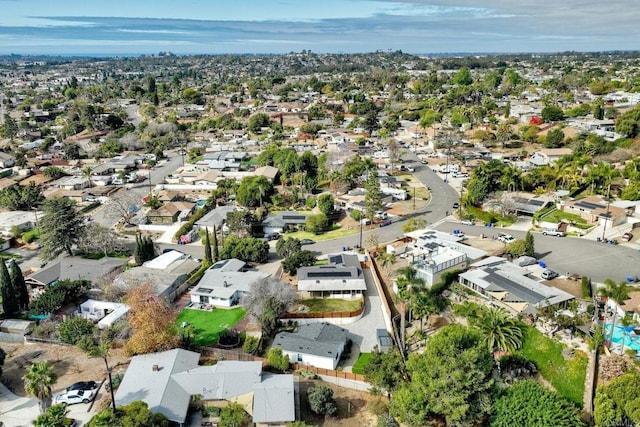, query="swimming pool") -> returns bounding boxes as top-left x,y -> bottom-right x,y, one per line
605,324 -> 640,352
